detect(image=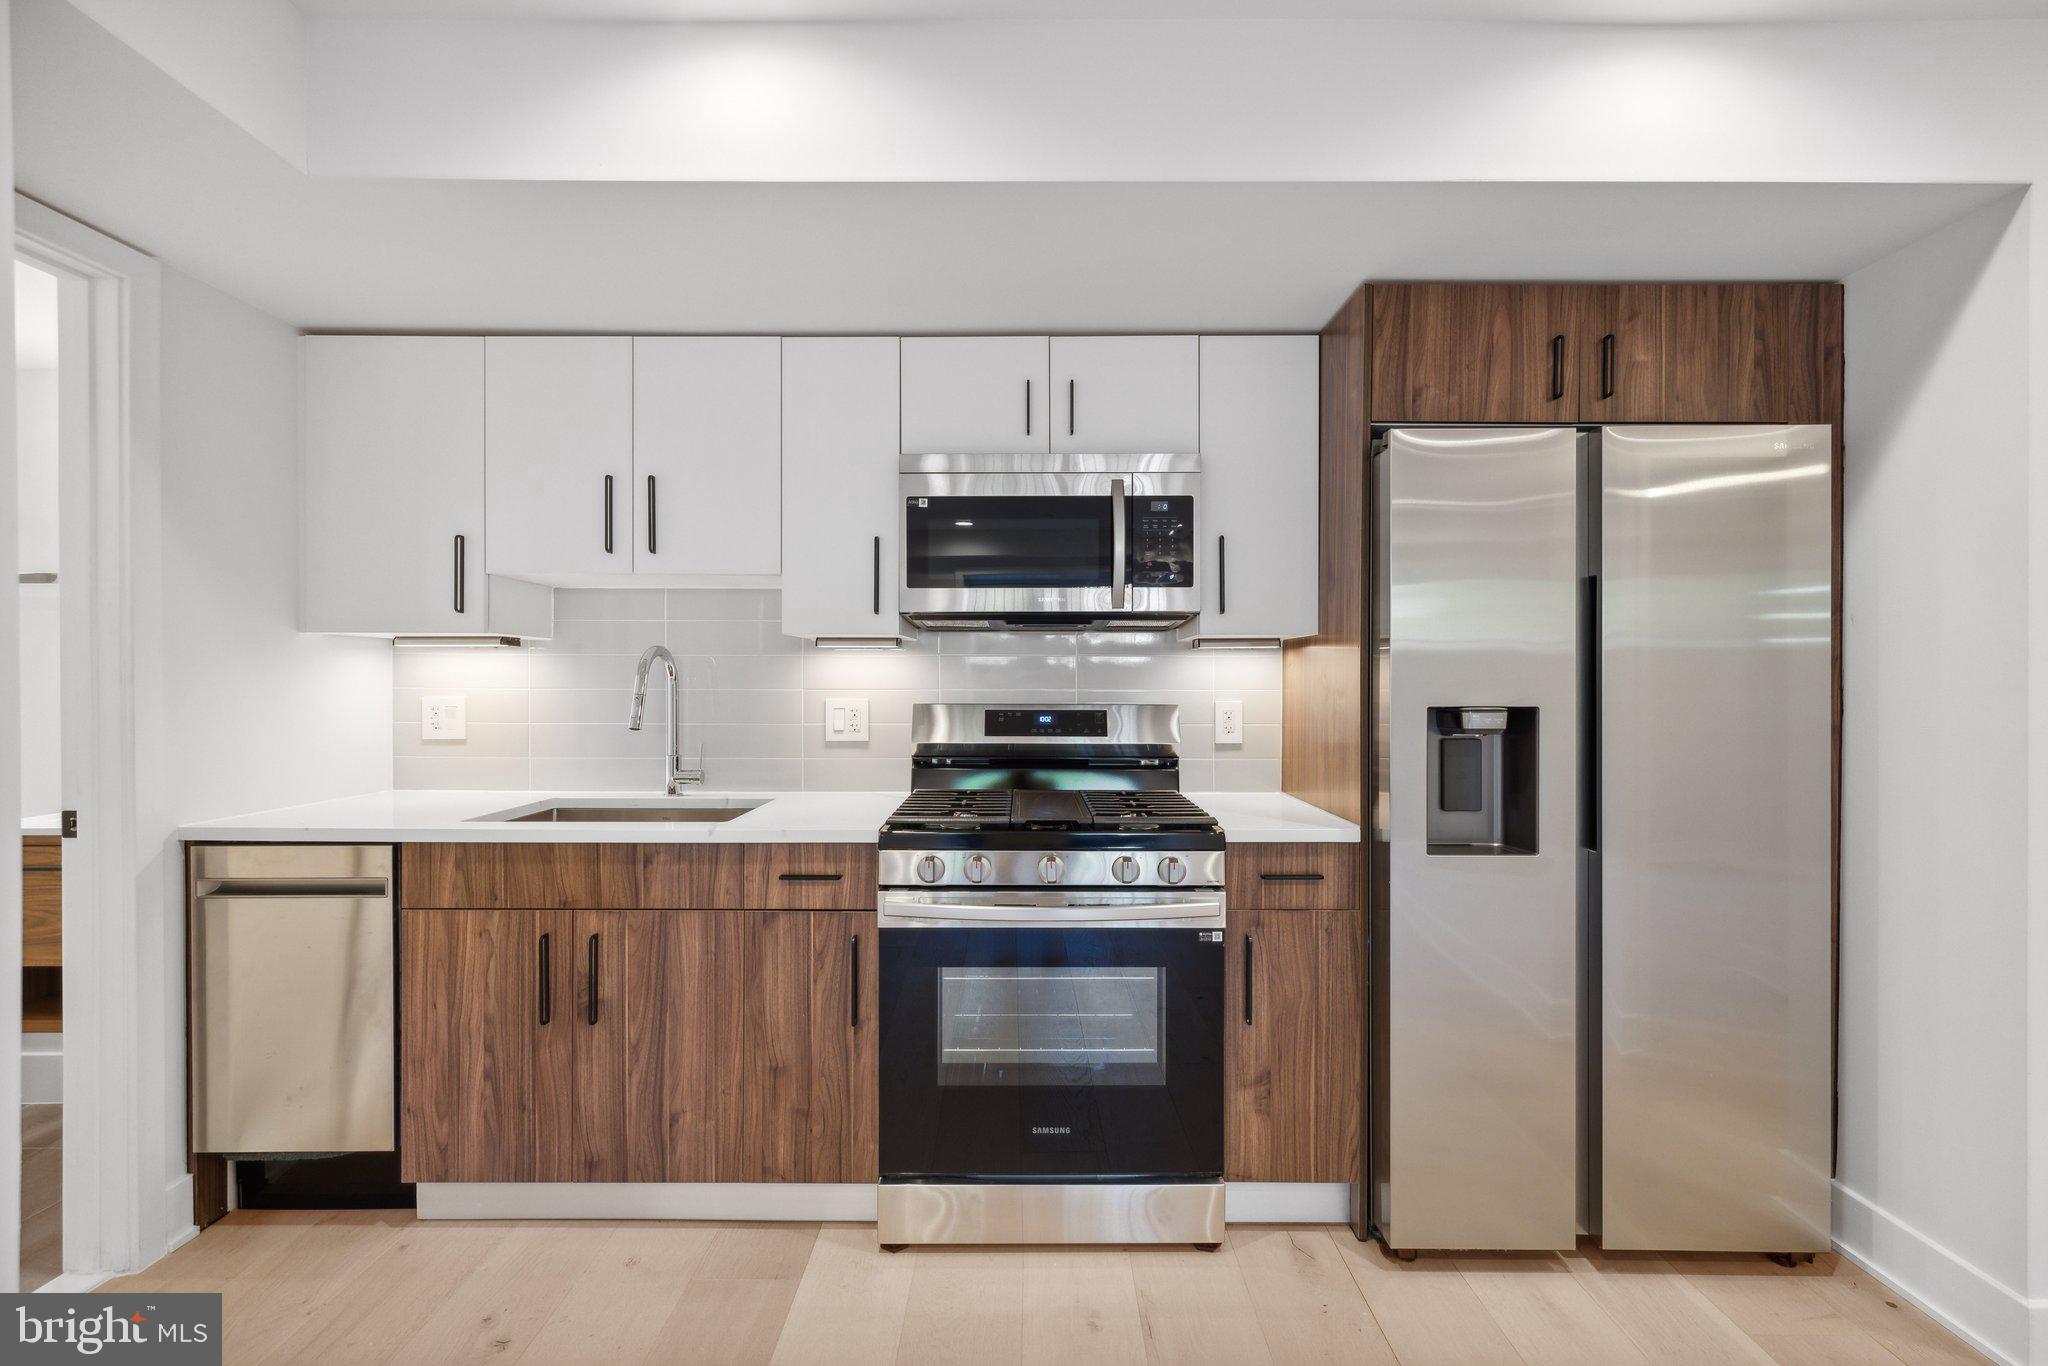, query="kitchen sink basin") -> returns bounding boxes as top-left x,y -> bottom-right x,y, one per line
475,799 -> 768,824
